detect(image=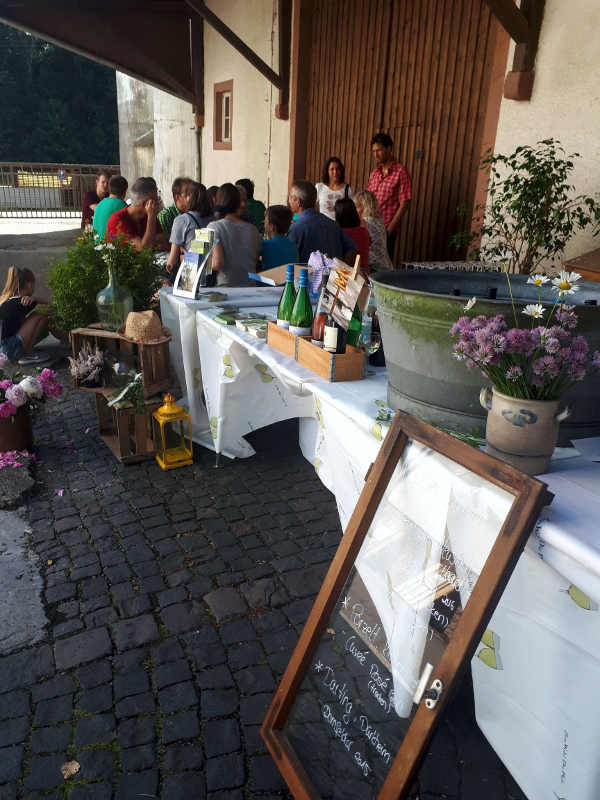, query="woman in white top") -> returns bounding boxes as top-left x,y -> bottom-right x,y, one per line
354,189 -> 394,272
315,157 -> 354,220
